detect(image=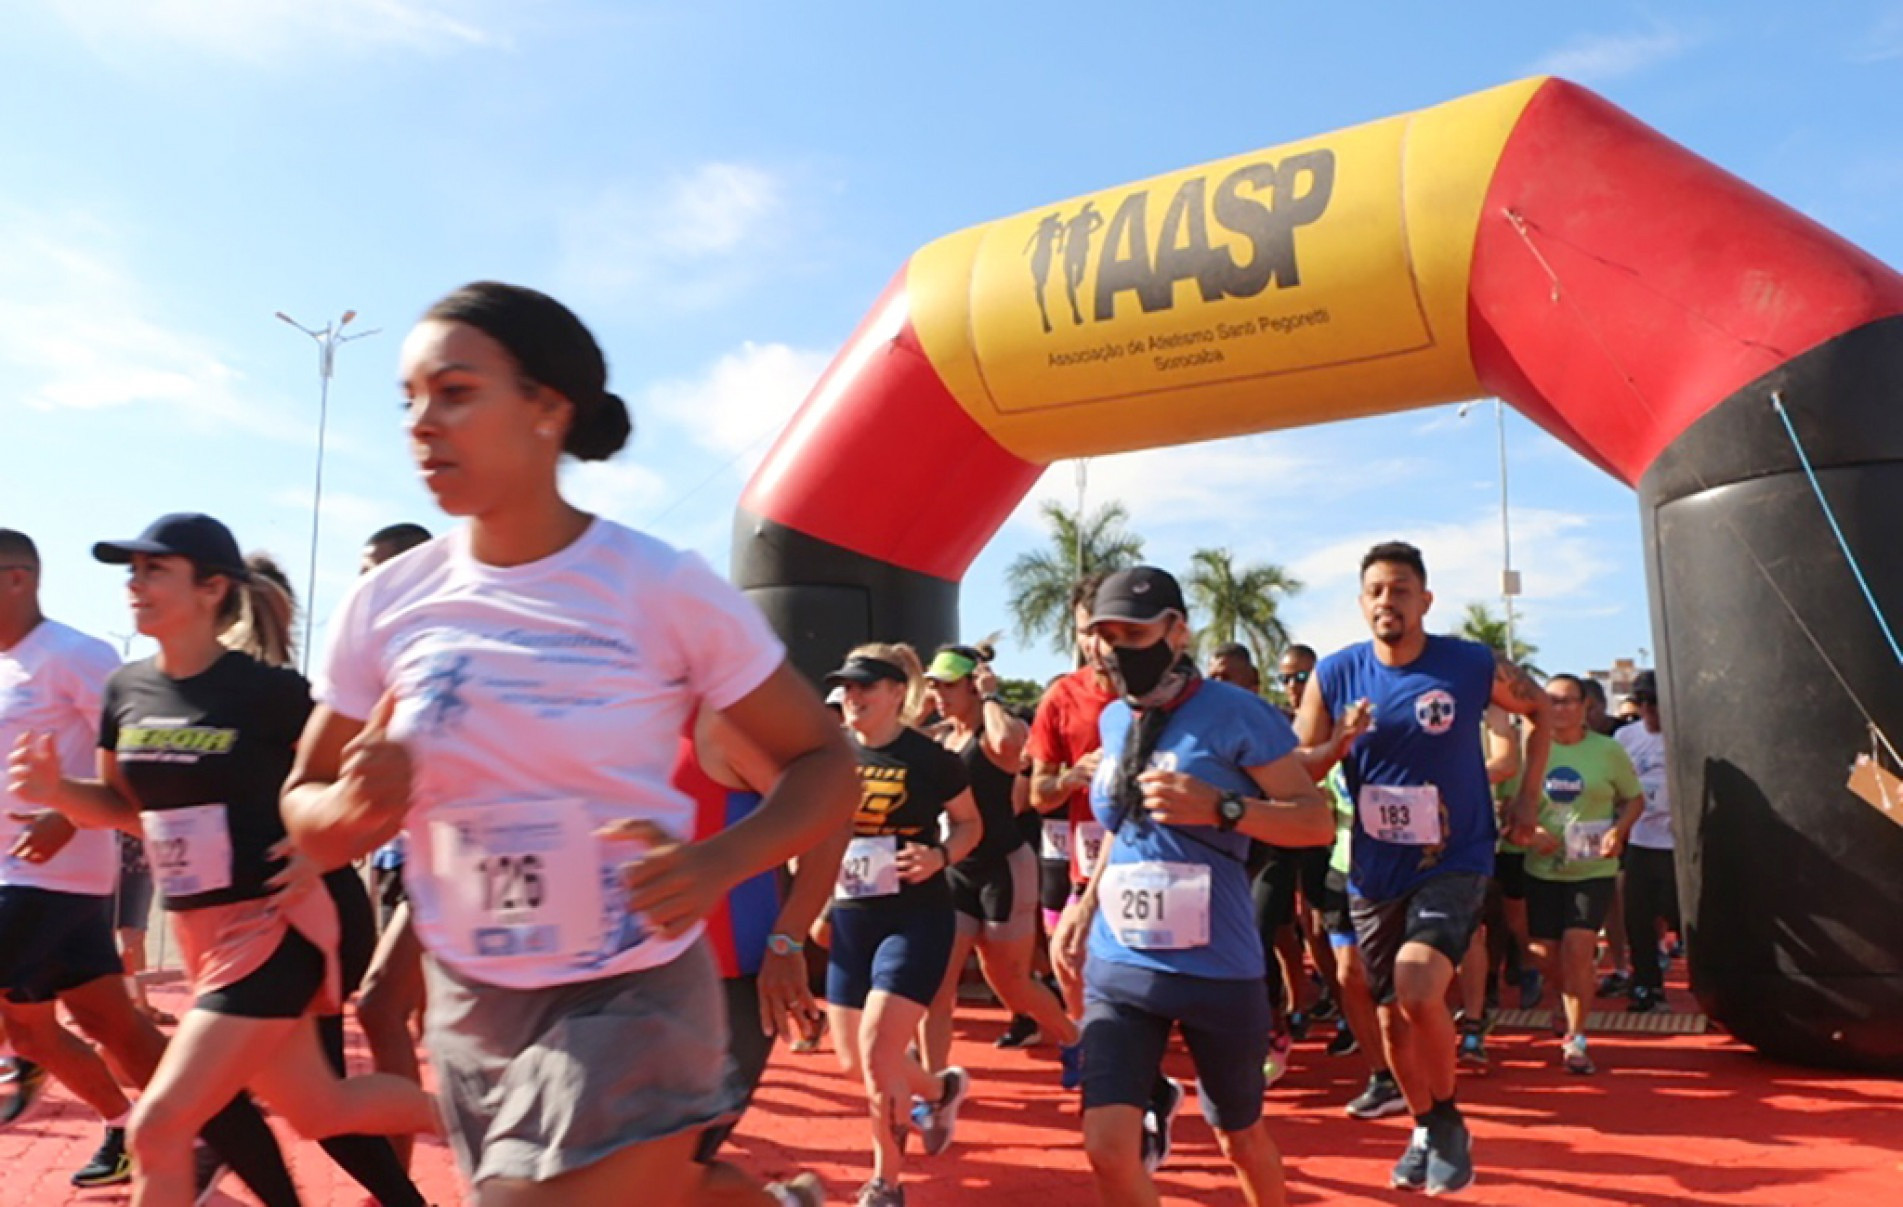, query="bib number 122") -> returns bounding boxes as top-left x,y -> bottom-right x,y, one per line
478,853 -> 546,913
